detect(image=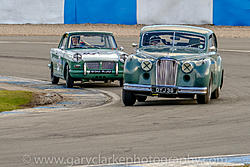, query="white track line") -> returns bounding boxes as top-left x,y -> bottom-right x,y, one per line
0,41 -> 57,45
219,49 -> 250,53
73,153 -> 250,167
